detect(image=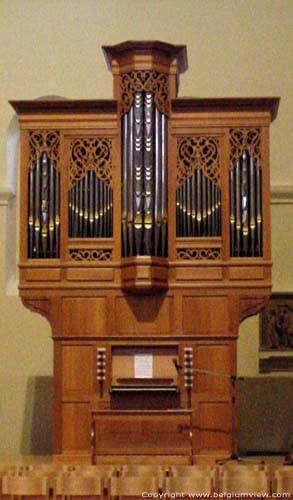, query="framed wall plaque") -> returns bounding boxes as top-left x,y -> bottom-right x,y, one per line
260,294 -> 293,350
259,294 -> 293,373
